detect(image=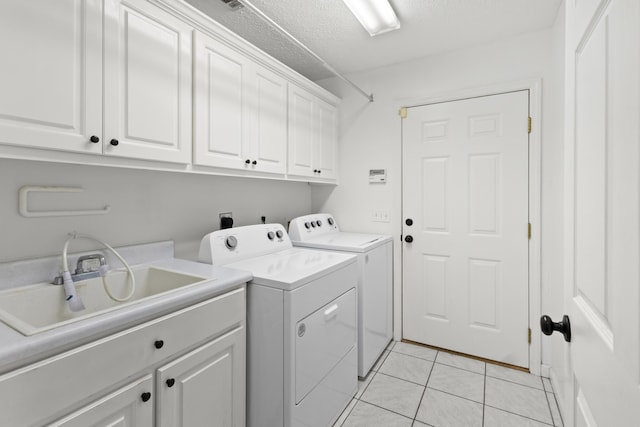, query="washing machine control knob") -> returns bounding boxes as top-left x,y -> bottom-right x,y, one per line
316,220 -> 322,227
267,231 -> 275,240
304,222 -> 311,229
327,217 -> 334,226
311,222 -> 316,228
276,230 -> 284,238
225,236 -> 238,249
